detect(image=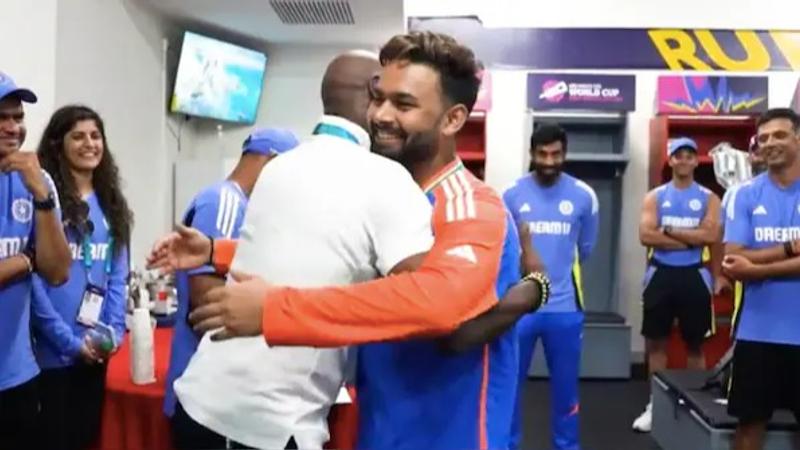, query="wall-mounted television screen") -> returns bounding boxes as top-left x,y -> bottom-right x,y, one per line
170,31 -> 267,124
